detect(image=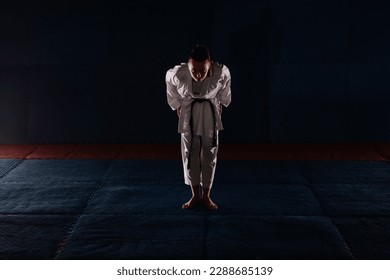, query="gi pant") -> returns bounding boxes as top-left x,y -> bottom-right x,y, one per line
181,131 -> 218,189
